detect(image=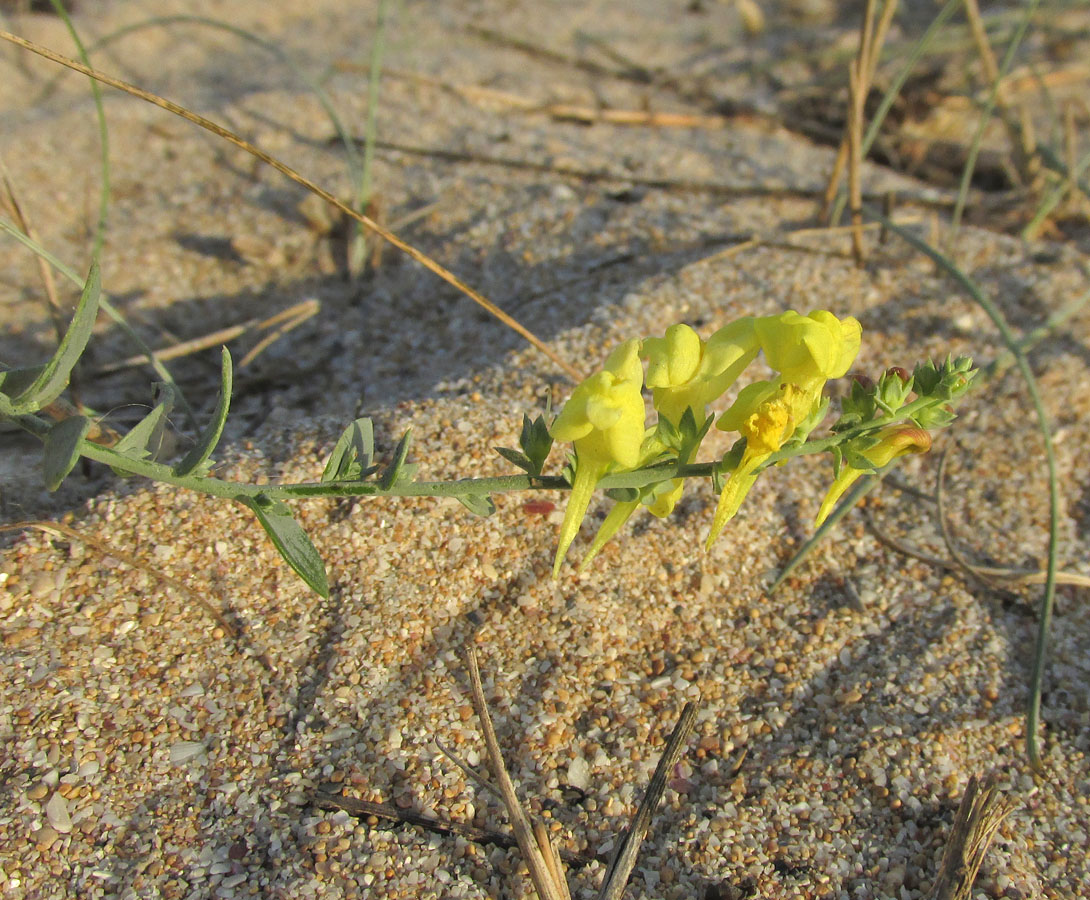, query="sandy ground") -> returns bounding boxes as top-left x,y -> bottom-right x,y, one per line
1,1 -> 1089,898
